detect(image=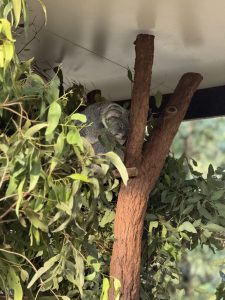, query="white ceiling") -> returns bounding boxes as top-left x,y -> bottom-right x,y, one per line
18,0 -> 225,100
